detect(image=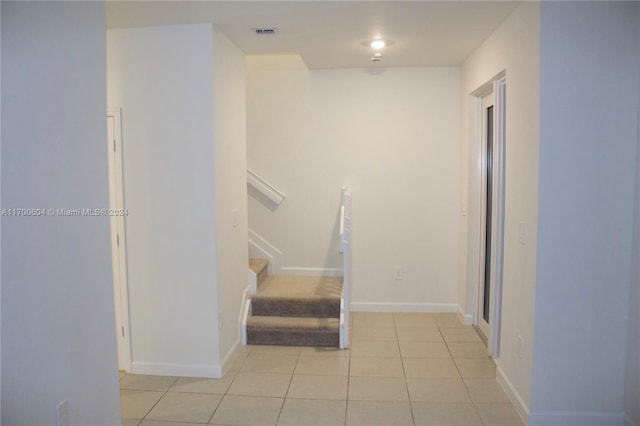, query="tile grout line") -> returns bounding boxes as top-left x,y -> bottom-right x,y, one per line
393,313 -> 417,426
